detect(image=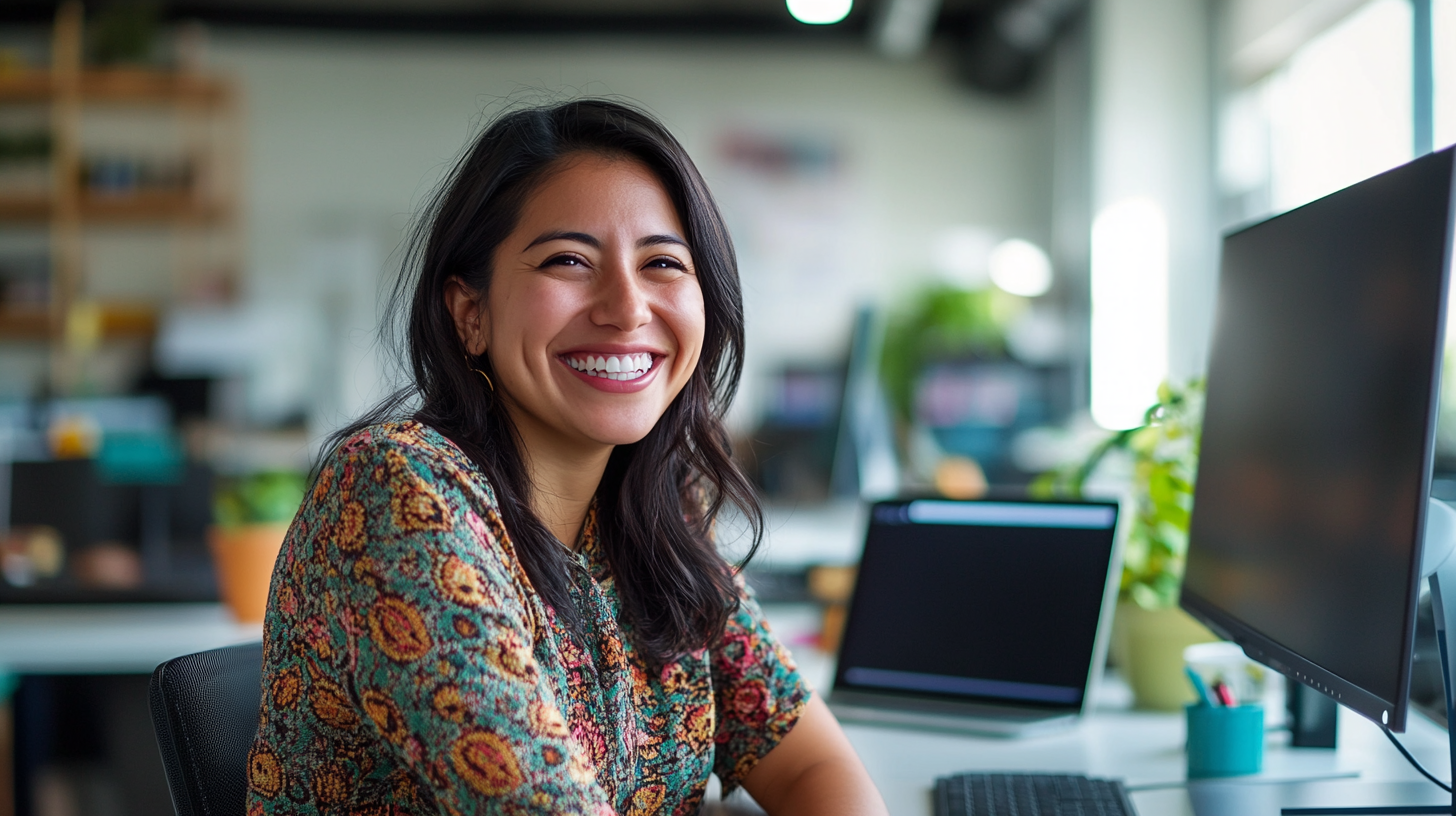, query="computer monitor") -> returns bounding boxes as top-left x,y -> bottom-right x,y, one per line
1181,145 -> 1456,734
